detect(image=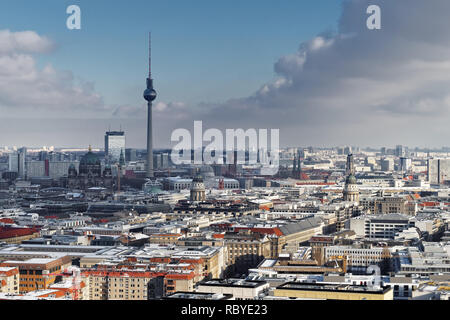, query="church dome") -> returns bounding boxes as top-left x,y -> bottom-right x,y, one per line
80,151 -> 101,166
200,165 -> 215,178
79,147 -> 102,176
345,174 -> 357,185
192,174 -> 204,183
